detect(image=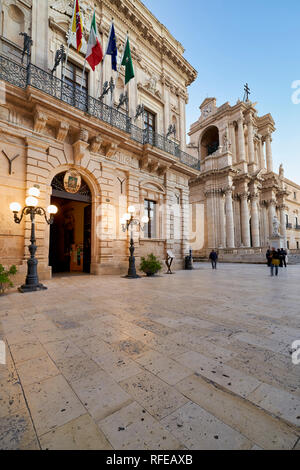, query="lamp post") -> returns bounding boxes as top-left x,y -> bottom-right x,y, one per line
10,187 -> 58,293
121,206 -> 149,279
